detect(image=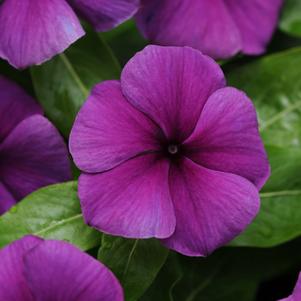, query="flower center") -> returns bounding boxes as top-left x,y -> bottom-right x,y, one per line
168,144 -> 178,155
